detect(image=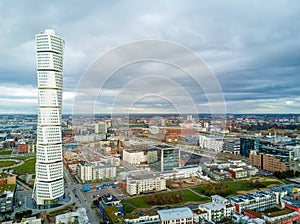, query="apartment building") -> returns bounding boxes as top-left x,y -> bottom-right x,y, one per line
229,190 -> 277,214
198,195 -> 235,222
249,148 -> 294,172
77,162 -> 116,182
122,149 -> 147,165
199,134 -> 223,151
126,170 -> 166,195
